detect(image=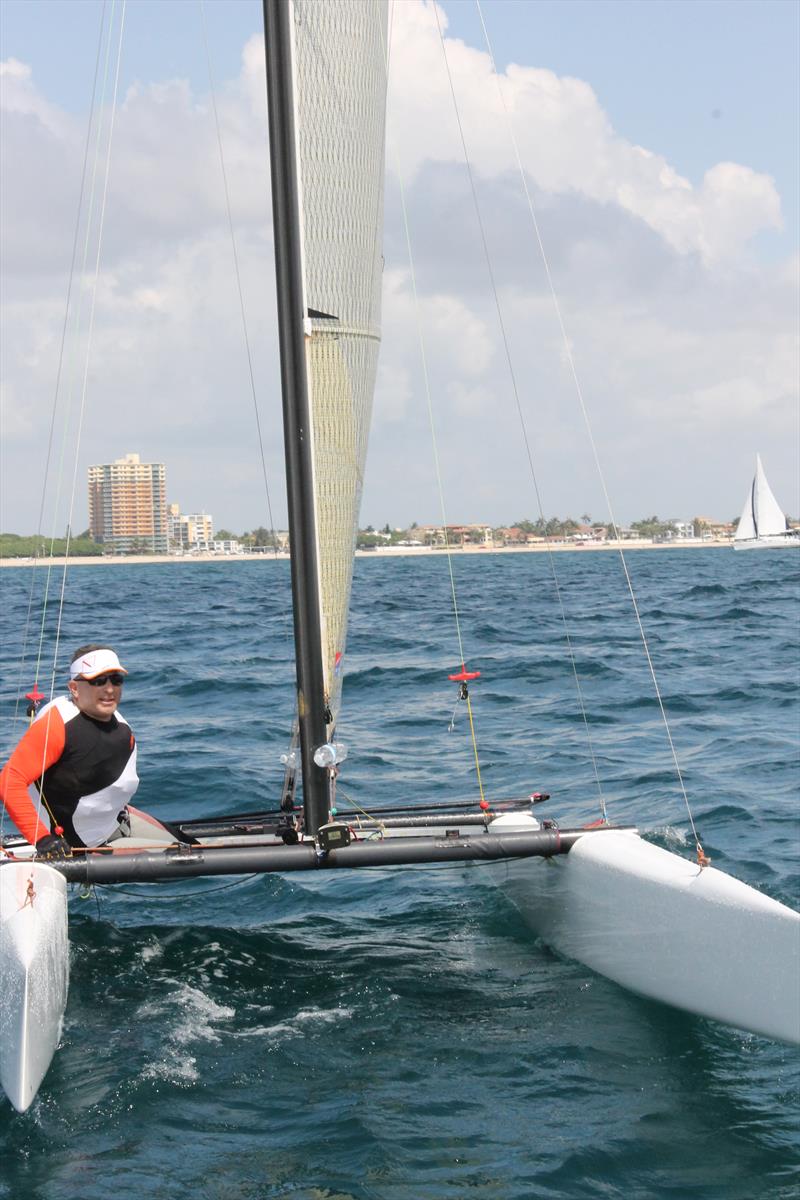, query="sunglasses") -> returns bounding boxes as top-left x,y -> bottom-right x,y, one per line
80,673 -> 126,687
